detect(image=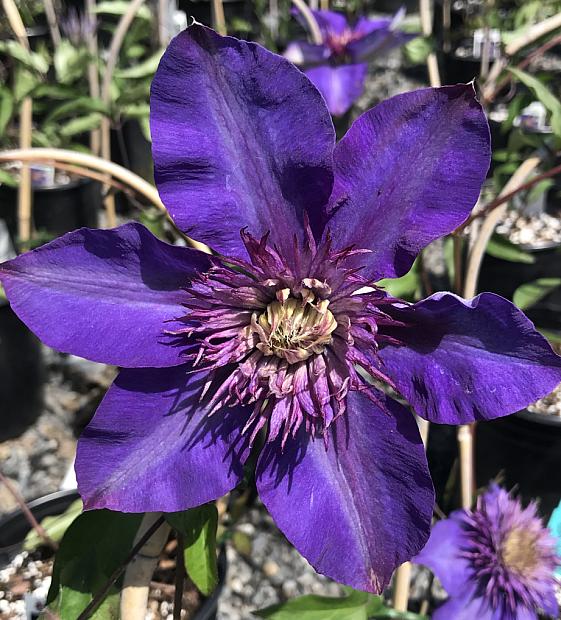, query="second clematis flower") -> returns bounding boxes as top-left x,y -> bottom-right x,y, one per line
284,8 -> 417,116
1,25 -> 561,593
